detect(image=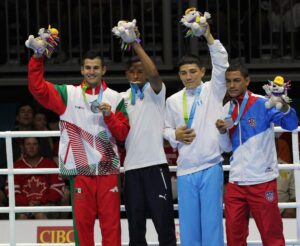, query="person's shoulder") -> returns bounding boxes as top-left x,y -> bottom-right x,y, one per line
13,159 -> 25,168
40,157 -> 58,168
120,88 -> 131,98
105,87 -> 122,96
250,92 -> 268,104
166,89 -> 184,102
